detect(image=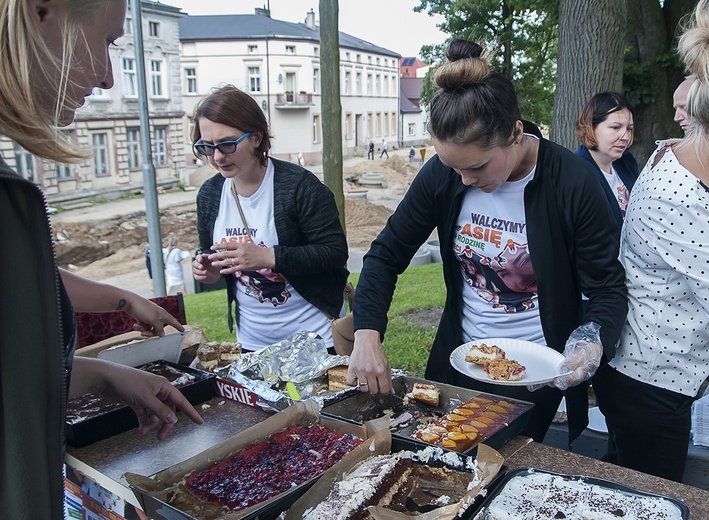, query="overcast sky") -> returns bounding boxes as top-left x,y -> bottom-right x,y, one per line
159,0 -> 448,58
